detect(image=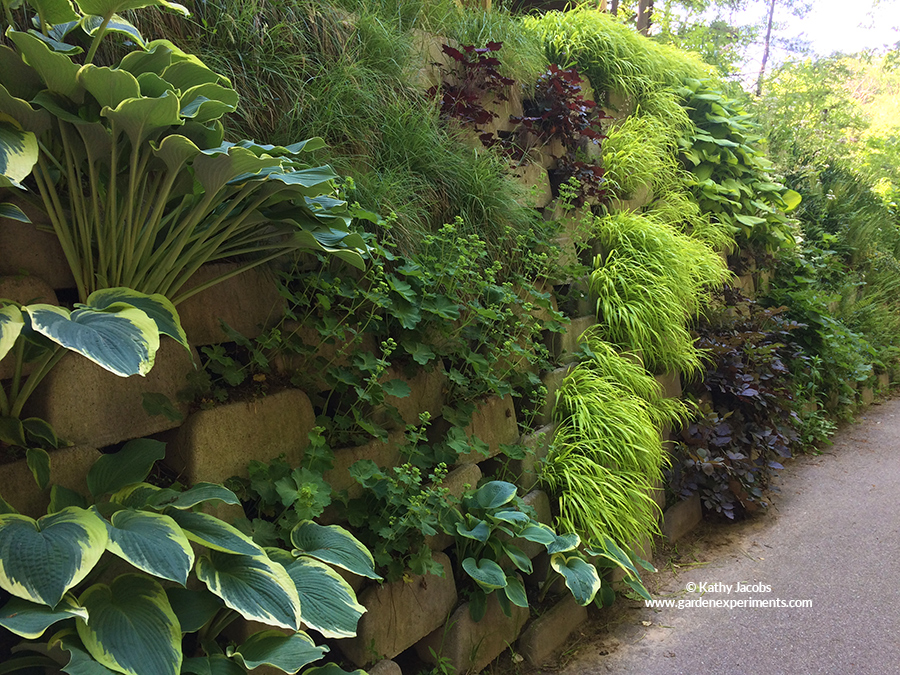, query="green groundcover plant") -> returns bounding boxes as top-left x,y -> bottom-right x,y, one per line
0,439 -> 378,675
